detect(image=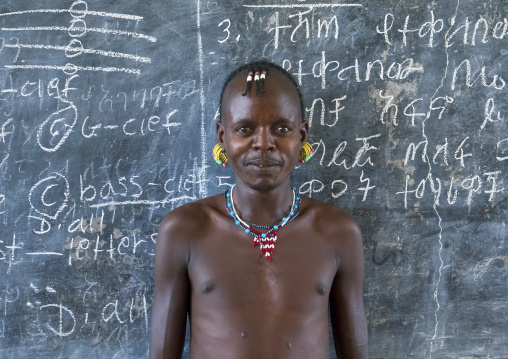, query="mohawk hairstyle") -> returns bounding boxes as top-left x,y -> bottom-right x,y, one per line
219,60 -> 305,122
